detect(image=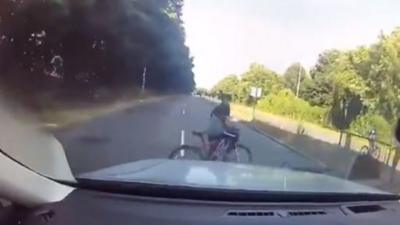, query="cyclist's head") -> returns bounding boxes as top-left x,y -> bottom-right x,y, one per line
221,94 -> 230,103
213,103 -> 230,120
218,91 -> 224,100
